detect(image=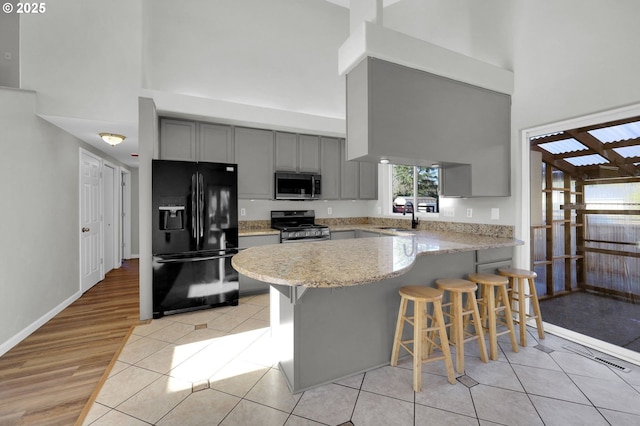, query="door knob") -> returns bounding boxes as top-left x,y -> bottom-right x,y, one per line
82,227 -> 90,233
